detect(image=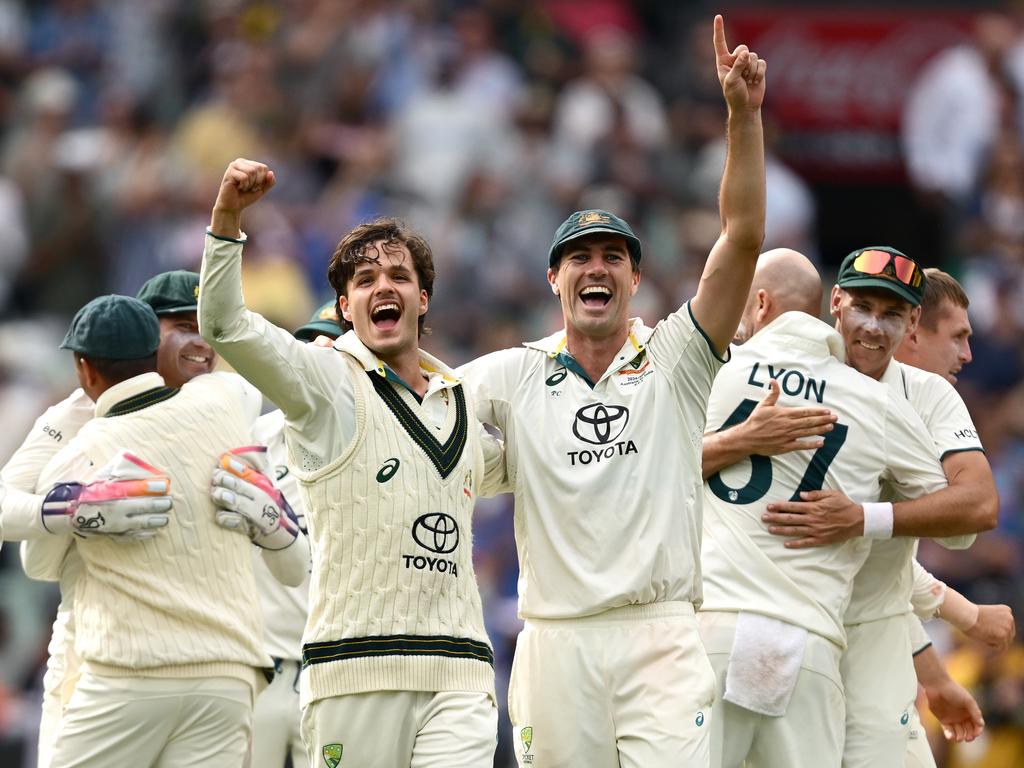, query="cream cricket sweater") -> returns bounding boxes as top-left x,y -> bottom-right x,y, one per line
296,353 -> 494,707
36,373 -> 271,689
